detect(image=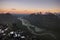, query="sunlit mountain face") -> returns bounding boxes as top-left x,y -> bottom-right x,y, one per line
0,0 -> 60,14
